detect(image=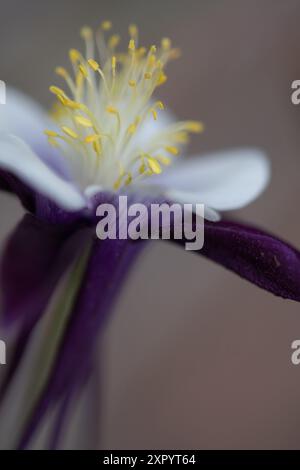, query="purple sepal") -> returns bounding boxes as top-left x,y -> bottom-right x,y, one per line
16,236 -> 143,449
0,170 -> 35,212
174,219 -> 300,301
0,214 -> 92,328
